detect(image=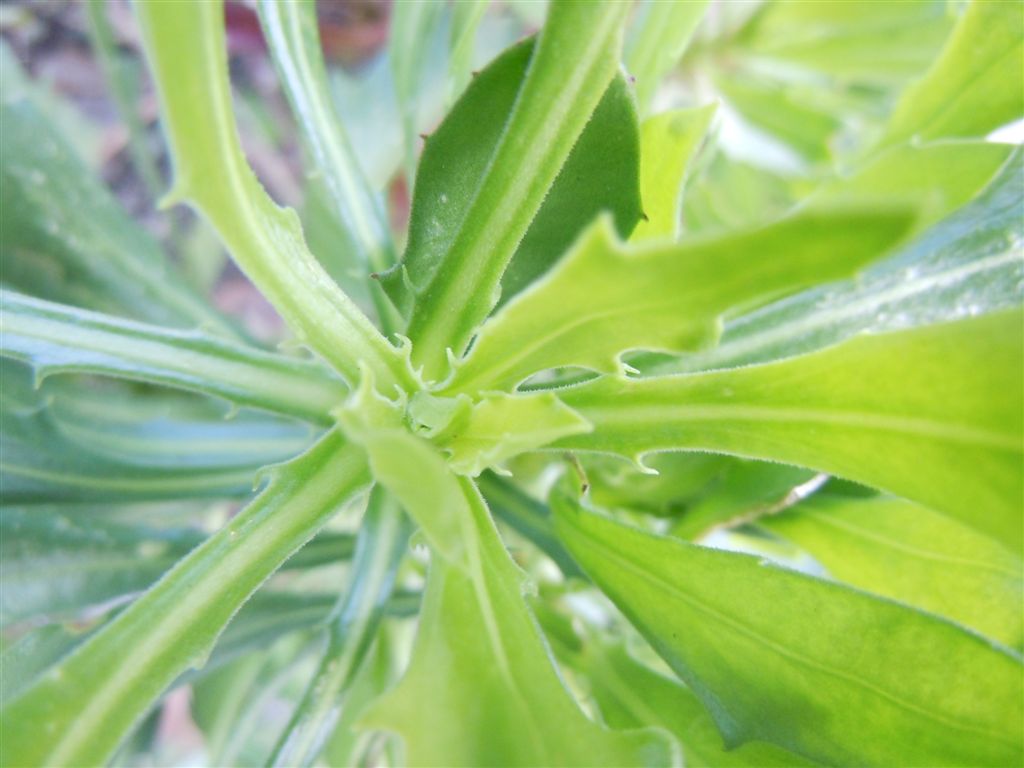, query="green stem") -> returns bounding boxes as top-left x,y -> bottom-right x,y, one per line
267,486 -> 410,767
134,0 -> 411,392
405,1 -> 630,380
0,431 -> 372,767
